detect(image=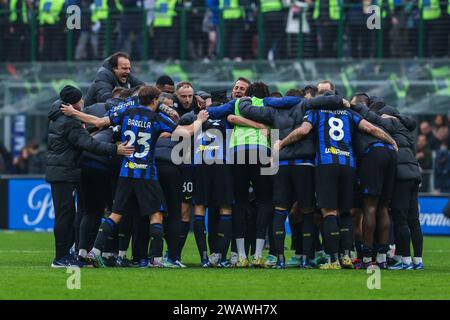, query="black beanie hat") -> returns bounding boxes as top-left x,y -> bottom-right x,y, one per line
60,85 -> 82,104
